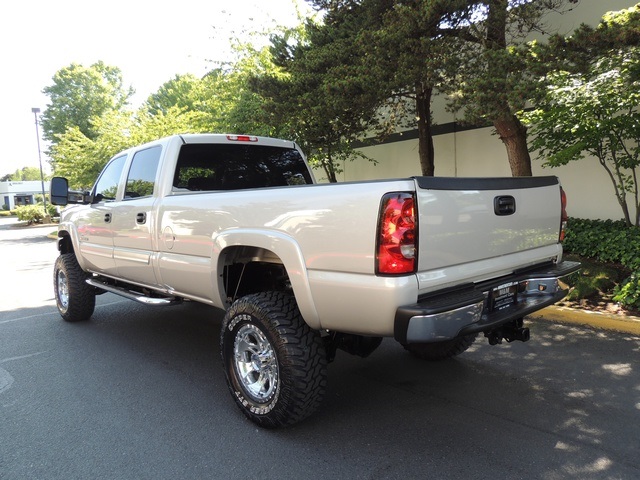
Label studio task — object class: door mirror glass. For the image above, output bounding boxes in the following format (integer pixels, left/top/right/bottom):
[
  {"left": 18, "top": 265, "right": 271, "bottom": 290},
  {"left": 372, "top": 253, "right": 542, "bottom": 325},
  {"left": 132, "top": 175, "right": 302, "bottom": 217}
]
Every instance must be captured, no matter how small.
[{"left": 50, "top": 177, "right": 69, "bottom": 206}]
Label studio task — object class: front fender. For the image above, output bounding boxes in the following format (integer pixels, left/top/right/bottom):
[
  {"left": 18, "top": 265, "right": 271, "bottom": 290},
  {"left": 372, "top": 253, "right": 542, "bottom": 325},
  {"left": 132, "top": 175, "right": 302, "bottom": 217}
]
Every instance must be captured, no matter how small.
[
  {"left": 57, "top": 221, "right": 88, "bottom": 271},
  {"left": 212, "top": 228, "right": 321, "bottom": 330}
]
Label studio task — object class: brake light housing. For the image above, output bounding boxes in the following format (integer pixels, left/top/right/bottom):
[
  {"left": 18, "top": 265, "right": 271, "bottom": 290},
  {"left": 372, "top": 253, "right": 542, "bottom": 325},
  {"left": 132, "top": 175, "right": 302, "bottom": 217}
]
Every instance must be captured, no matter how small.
[
  {"left": 560, "top": 187, "right": 568, "bottom": 242},
  {"left": 226, "top": 134, "right": 258, "bottom": 142},
  {"left": 376, "top": 192, "right": 417, "bottom": 275}
]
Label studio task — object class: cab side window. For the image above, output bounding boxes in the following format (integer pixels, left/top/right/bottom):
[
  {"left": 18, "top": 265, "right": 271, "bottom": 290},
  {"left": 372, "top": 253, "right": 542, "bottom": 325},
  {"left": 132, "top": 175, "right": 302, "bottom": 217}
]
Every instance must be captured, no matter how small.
[
  {"left": 93, "top": 155, "right": 127, "bottom": 202},
  {"left": 124, "top": 146, "right": 162, "bottom": 199}
]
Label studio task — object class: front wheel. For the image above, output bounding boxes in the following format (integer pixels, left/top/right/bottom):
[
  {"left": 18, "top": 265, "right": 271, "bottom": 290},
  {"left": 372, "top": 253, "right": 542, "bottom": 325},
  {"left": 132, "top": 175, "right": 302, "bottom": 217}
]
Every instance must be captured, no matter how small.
[
  {"left": 53, "top": 253, "right": 96, "bottom": 322},
  {"left": 220, "top": 291, "right": 327, "bottom": 428}
]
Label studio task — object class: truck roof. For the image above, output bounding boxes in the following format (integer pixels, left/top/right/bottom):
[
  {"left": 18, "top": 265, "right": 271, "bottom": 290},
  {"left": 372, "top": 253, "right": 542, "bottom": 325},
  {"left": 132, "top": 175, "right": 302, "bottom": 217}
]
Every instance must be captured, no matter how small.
[{"left": 179, "top": 133, "right": 297, "bottom": 149}]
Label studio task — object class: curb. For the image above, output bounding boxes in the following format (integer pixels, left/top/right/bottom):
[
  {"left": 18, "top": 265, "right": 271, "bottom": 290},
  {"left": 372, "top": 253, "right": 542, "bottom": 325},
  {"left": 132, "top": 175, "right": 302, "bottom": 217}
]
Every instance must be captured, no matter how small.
[{"left": 531, "top": 306, "right": 640, "bottom": 336}]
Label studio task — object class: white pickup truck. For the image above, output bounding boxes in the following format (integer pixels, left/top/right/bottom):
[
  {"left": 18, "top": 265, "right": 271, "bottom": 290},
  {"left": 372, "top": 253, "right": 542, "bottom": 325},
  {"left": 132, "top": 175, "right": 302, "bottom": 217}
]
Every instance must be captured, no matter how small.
[{"left": 51, "top": 133, "right": 579, "bottom": 428}]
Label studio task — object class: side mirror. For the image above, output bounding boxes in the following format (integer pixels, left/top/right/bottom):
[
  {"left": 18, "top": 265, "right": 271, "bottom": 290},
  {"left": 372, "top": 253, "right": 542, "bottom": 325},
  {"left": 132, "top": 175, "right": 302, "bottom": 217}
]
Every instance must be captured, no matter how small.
[
  {"left": 50, "top": 177, "right": 69, "bottom": 206},
  {"left": 50, "top": 176, "right": 91, "bottom": 205}
]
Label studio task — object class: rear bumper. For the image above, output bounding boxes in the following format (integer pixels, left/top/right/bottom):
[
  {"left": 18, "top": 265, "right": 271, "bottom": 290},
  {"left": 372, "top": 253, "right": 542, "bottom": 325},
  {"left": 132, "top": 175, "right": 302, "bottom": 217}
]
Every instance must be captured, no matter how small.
[{"left": 394, "top": 260, "right": 581, "bottom": 344}]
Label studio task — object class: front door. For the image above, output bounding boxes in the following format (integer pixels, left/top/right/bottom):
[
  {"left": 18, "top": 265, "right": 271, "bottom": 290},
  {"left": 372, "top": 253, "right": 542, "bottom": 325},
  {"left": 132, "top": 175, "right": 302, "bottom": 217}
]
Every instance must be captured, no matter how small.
[
  {"left": 111, "top": 145, "right": 162, "bottom": 286},
  {"left": 76, "top": 155, "right": 127, "bottom": 275}
]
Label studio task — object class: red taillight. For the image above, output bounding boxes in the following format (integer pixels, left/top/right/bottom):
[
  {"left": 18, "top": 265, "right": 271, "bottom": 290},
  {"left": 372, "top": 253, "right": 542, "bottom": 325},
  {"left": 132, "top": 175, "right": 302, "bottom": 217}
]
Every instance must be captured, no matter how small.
[
  {"left": 377, "top": 192, "right": 417, "bottom": 275},
  {"left": 559, "top": 187, "right": 568, "bottom": 242},
  {"left": 226, "top": 134, "right": 258, "bottom": 142}
]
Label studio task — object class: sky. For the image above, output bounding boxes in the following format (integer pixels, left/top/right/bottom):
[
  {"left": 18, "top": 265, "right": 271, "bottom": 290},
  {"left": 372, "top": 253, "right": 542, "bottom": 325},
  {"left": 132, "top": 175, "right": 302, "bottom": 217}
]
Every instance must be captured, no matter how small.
[{"left": 0, "top": 0, "right": 311, "bottom": 177}]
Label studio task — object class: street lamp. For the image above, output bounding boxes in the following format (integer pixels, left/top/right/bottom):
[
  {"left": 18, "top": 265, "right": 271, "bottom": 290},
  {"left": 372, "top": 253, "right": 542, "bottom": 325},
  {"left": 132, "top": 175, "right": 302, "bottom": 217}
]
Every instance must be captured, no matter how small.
[{"left": 31, "top": 107, "right": 49, "bottom": 222}]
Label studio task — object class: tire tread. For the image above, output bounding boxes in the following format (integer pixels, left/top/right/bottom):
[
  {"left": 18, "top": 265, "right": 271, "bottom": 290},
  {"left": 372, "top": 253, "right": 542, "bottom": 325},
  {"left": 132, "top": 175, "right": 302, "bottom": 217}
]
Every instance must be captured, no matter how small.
[
  {"left": 221, "top": 291, "right": 327, "bottom": 428},
  {"left": 54, "top": 253, "right": 96, "bottom": 322}
]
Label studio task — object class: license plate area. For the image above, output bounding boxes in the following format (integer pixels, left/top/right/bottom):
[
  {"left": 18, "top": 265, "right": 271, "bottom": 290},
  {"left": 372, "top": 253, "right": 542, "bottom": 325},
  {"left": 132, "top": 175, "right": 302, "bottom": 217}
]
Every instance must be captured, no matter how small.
[{"left": 489, "top": 282, "right": 518, "bottom": 311}]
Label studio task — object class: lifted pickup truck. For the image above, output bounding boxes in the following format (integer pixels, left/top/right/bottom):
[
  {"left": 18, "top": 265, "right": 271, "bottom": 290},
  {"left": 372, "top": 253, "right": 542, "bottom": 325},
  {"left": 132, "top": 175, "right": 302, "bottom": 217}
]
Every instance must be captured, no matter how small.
[{"left": 51, "top": 133, "right": 579, "bottom": 428}]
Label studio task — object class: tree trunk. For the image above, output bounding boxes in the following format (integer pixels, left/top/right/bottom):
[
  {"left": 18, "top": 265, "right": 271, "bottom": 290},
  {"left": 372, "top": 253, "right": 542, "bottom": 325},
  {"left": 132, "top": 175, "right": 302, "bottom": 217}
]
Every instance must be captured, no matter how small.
[
  {"left": 323, "top": 148, "right": 338, "bottom": 183},
  {"left": 485, "top": 0, "right": 532, "bottom": 177},
  {"left": 416, "top": 84, "right": 435, "bottom": 176},
  {"left": 493, "top": 115, "right": 532, "bottom": 177},
  {"left": 599, "top": 156, "right": 633, "bottom": 226}
]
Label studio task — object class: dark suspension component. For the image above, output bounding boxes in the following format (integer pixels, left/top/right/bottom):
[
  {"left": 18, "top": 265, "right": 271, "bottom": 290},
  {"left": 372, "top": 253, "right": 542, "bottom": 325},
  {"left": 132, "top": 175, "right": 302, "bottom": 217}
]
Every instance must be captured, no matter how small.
[
  {"left": 484, "top": 317, "right": 530, "bottom": 345},
  {"left": 324, "top": 333, "right": 383, "bottom": 362}
]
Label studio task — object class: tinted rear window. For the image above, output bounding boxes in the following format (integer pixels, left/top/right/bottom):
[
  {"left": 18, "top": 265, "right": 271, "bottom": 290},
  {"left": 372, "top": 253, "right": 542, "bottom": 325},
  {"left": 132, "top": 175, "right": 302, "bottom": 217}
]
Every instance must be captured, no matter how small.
[{"left": 173, "top": 143, "right": 312, "bottom": 191}]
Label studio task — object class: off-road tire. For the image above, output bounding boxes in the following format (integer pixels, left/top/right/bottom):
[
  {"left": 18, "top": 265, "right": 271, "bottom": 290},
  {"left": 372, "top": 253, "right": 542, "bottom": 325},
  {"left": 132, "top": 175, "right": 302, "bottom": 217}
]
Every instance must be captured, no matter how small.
[
  {"left": 53, "top": 253, "right": 96, "bottom": 322},
  {"left": 220, "top": 291, "right": 327, "bottom": 428},
  {"left": 403, "top": 333, "right": 478, "bottom": 361}
]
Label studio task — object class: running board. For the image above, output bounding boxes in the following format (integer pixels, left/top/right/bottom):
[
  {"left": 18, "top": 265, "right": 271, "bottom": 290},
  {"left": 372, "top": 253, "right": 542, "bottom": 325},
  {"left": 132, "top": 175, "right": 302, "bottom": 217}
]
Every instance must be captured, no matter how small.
[{"left": 86, "top": 278, "right": 181, "bottom": 306}]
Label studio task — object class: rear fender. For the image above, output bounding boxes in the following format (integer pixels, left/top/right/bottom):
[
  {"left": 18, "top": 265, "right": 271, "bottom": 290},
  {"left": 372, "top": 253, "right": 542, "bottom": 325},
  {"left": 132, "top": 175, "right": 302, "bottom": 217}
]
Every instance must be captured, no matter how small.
[{"left": 212, "top": 229, "right": 320, "bottom": 329}]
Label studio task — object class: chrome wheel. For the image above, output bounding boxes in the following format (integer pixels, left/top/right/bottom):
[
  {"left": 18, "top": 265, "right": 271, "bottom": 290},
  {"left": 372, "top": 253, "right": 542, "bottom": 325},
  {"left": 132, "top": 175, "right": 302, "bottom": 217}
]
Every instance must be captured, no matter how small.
[
  {"left": 233, "top": 323, "right": 279, "bottom": 403},
  {"left": 57, "top": 270, "right": 69, "bottom": 311},
  {"left": 221, "top": 292, "right": 327, "bottom": 428}
]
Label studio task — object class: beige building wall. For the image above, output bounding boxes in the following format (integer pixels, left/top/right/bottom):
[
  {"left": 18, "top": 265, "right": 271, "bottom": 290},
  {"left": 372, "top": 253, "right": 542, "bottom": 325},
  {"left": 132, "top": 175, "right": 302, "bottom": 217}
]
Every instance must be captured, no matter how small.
[
  {"left": 330, "top": 0, "right": 637, "bottom": 222},
  {"left": 341, "top": 128, "right": 622, "bottom": 221}
]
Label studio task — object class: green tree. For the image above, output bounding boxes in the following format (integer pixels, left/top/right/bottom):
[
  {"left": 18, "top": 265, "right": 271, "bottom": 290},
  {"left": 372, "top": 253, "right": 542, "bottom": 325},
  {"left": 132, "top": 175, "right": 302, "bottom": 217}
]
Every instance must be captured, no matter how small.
[
  {"left": 221, "top": 43, "right": 291, "bottom": 138},
  {"left": 525, "top": 4, "right": 640, "bottom": 226},
  {"left": 142, "top": 56, "right": 280, "bottom": 138},
  {"left": 144, "top": 74, "right": 204, "bottom": 117},
  {"left": 440, "top": 0, "right": 578, "bottom": 177},
  {"left": 1, "top": 166, "right": 47, "bottom": 181},
  {"left": 533, "top": 4, "right": 640, "bottom": 77},
  {"left": 251, "top": 14, "right": 381, "bottom": 181},
  {"left": 525, "top": 47, "right": 640, "bottom": 226},
  {"left": 260, "top": 0, "right": 574, "bottom": 178},
  {"left": 40, "top": 61, "right": 134, "bottom": 143},
  {"left": 50, "top": 106, "right": 205, "bottom": 189},
  {"left": 48, "top": 46, "right": 281, "bottom": 186}
]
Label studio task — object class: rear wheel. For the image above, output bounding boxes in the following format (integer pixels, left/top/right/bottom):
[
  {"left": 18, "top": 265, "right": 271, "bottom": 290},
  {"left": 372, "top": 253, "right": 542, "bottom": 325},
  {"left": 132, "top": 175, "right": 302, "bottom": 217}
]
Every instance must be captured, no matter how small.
[
  {"left": 53, "top": 253, "right": 95, "bottom": 322},
  {"left": 403, "top": 333, "right": 478, "bottom": 361},
  {"left": 220, "top": 291, "right": 327, "bottom": 428}
]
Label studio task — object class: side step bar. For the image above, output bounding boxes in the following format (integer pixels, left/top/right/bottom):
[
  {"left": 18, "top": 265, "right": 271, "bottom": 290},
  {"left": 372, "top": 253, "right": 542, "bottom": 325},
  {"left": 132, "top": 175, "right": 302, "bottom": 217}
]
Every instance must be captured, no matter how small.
[{"left": 86, "top": 278, "right": 182, "bottom": 306}]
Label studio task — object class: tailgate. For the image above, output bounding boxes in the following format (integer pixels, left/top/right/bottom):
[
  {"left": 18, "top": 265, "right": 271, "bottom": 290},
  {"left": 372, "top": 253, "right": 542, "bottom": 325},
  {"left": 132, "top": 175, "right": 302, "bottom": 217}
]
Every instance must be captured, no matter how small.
[{"left": 414, "top": 176, "right": 562, "bottom": 288}]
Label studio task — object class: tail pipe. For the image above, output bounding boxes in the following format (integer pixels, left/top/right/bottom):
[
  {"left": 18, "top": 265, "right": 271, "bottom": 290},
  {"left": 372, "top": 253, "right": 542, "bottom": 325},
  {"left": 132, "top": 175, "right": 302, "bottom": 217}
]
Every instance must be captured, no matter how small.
[{"left": 485, "top": 318, "right": 530, "bottom": 345}]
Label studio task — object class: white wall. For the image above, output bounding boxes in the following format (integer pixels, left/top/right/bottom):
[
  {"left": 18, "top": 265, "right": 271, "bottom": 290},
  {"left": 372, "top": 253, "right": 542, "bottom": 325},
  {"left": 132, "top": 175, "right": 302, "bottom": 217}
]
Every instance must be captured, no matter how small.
[{"left": 0, "top": 181, "right": 50, "bottom": 210}]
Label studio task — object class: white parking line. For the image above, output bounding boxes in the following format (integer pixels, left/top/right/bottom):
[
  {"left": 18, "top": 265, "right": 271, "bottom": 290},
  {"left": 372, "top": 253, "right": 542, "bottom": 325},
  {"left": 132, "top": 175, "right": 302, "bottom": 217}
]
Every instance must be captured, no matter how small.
[
  {"left": 0, "top": 299, "right": 129, "bottom": 325},
  {"left": 0, "top": 351, "right": 47, "bottom": 364}
]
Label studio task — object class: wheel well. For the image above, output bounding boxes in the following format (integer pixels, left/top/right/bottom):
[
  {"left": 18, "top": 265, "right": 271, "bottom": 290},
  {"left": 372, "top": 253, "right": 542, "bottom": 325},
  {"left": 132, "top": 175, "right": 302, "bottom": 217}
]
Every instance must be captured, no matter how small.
[
  {"left": 220, "top": 246, "right": 291, "bottom": 303},
  {"left": 57, "top": 231, "right": 74, "bottom": 254}
]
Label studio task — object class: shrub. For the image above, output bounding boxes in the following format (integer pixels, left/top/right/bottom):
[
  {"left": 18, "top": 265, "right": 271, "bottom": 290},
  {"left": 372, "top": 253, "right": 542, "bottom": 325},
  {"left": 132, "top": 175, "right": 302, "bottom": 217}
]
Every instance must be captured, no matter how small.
[
  {"left": 564, "top": 218, "right": 640, "bottom": 308},
  {"left": 563, "top": 256, "right": 627, "bottom": 301},
  {"left": 14, "top": 205, "right": 45, "bottom": 225},
  {"left": 563, "top": 218, "right": 640, "bottom": 270},
  {"left": 45, "top": 202, "right": 58, "bottom": 218},
  {"left": 613, "top": 273, "right": 640, "bottom": 309}
]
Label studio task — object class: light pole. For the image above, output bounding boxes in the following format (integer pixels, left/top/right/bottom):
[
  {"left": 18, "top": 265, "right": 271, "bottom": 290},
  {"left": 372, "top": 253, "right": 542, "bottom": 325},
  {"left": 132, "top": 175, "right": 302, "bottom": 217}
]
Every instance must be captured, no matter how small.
[{"left": 31, "top": 107, "right": 49, "bottom": 222}]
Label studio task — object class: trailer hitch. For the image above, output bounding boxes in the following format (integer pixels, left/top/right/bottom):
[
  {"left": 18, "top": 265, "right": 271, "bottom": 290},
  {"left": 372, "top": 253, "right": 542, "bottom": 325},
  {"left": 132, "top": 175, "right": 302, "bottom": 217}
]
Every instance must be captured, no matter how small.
[{"left": 485, "top": 317, "right": 530, "bottom": 345}]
